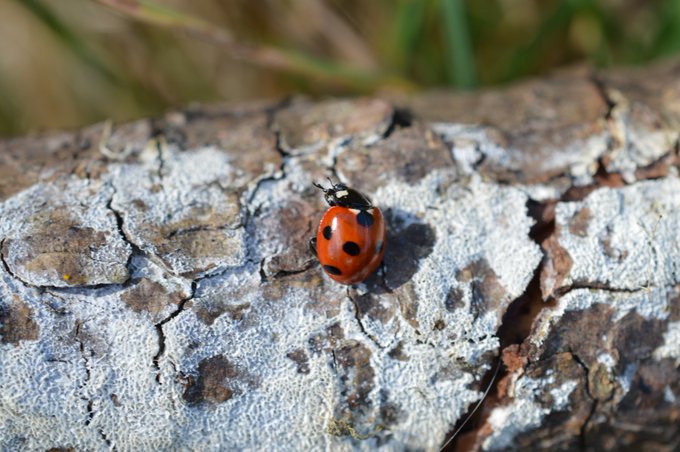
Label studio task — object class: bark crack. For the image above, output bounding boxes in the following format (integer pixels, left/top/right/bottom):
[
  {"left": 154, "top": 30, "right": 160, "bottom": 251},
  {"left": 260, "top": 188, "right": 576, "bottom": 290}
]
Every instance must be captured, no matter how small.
[
  {"left": 382, "top": 107, "right": 413, "bottom": 139},
  {"left": 164, "top": 223, "right": 242, "bottom": 239},
  {"left": 1, "top": 238, "right": 132, "bottom": 291},
  {"left": 105, "top": 186, "right": 175, "bottom": 279},
  {"left": 346, "top": 287, "right": 385, "bottom": 350},
  {"left": 569, "top": 350, "right": 598, "bottom": 450},
  {"left": 72, "top": 318, "right": 115, "bottom": 448},
  {"left": 155, "top": 138, "right": 167, "bottom": 188},
  {"left": 0, "top": 238, "right": 26, "bottom": 287},
  {"left": 267, "top": 262, "right": 317, "bottom": 281},
  {"left": 589, "top": 73, "right": 617, "bottom": 121},
  {"left": 553, "top": 281, "right": 650, "bottom": 299},
  {"left": 443, "top": 197, "right": 554, "bottom": 449},
  {"left": 152, "top": 279, "right": 197, "bottom": 384},
  {"left": 106, "top": 188, "right": 141, "bottom": 283}
]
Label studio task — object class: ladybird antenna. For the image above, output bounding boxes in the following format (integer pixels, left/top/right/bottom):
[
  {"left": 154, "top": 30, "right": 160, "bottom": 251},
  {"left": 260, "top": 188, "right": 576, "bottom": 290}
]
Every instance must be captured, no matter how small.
[
  {"left": 326, "top": 176, "right": 335, "bottom": 187},
  {"left": 313, "top": 181, "right": 327, "bottom": 192},
  {"left": 438, "top": 358, "right": 503, "bottom": 451}
]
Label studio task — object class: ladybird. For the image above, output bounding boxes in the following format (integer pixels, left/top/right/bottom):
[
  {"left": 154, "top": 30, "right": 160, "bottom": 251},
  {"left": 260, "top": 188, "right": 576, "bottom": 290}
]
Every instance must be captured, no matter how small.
[{"left": 309, "top": 180, "right": 386, "bottom": 284}]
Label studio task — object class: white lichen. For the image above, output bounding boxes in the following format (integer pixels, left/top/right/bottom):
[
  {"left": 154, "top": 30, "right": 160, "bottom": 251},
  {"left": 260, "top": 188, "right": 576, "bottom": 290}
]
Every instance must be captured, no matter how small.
[
  {"left": 653, "top": 321, "right": 680, "bottom": 366},
  {"left": 483, "top": 377, "right": 578, "bottom": 451}
]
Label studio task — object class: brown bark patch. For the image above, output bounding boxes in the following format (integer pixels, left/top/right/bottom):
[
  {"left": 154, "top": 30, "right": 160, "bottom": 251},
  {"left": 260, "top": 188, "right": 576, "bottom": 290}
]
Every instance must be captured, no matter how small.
[
  {"left": 257, "top": 199, "right": 316, "bottom": 278},
  {"left": 5, "top": 208, "right": 128, "bottom": 286},
  {"left": 0, "top": 296, "right": 39, "bottom": 345},
  {"left": 194, "top": 301, "right": 251, "bottom": 326},
  {"left": 0, "top": 131, "right": 98, "bottom": 201},
  {"left": 20, "top": 222, "right": 108, "bottom": 282},
  {"left": 397, "top": 285, "right": 420, "bottom": 330},
  {"left": 669, "top": 287, "right": 680, "bottom": 322},
  {"left": 308, "top": 322, "right": 345, "bottom": 355},
  {"left": 404, "top": 71, "right": 610, "bottom": 185},
  {"left": 335, "top": 340, "right": 375, "bottom": 415},
  {"left": 353, "top": 292, "right": 397, "bottom": 325},
  {"left": 387, "top": 341, "right": 409, "bottom": 361},
  {"left": 496, "top": 345, "right": 526, "bottom": 399},
  {"left": 456, "top": 258, "right": 509, "bottom": 318},
  {"left": 122, "top": 279, "right": 184, "bottom": 321},
  {"left": 183, "top": 355, "right": 257, "bottom": 406},
  {"left": 444, "top": 287, "right": 464, "bottom": 312},
  {"left": 274, "top": 98, "right": 393, "bottom": 153},
  {"left": 286, "top": 348, "right": 311, "bottom": 375},
  {"left": 336, "top": 125, "right": 454, "bottom": 194},
  {"left": 568, "top": 207, "right": 591, "bottom": 237},
  {"left": 540, "top": 228, "right": 574, "bottom": 299}
]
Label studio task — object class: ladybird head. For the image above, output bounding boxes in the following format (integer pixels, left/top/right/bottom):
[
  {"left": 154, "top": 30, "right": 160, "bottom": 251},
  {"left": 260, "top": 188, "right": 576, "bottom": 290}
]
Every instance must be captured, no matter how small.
[{"left": 313, "top": 179, "right": 372, "bottom": 209}]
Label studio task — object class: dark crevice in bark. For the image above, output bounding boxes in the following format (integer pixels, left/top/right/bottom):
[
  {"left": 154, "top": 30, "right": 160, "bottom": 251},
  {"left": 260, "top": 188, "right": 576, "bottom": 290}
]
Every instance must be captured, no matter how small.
[
  {"left": 495, "top": 198, "right": 557, "bottom": 346},
  {"left": 582, "top": 148, "right": 680, "bottom": 197},
  {"left": 264, "top": 96, "right": 293, "bottom": 131},
  {"left": 589, "top": 73, "right": 617, "bottom": 120},
  {"left": 444, "top": 198, "right": 556, "bottom": 450},
  {"left": 268, "top": 262, "right": 316, "bottom": 281},
  {"left": 263, "top": 220, "right": 316, "bottom": 281},
  {"left": 40, "top": 287, "right": 67, "bottom": 314},
  {"left": 258, "top": 258, "right": 267, "bottom": 283},
  {"left": 86, "top": 400, "right": 94, "bottom": 426},
  {"left": 441, "top": 359, "right": 504, "bottom": 452},
  {"left": 98, "top": 428, "right": 113, "bottom": 449},
  {"left": 243, "top": 111, "right": 292, "bottom": 283},
  {"left": 0, "top": 238, "right": 22, "bottom": 286},
  {"left": 273, "top": 130, "right": 290, "bottom": 157},
  {"left": 164, "top": 223, "right": 242, "bottom": 239},
  {"left": 106, "top": 189, "right": 143, "bottom": 284},
  {"left": 75, "top": 321, "right": 91, "bottom": 392},
  {"left": 105, "top": 188, "right": 178, "bottom": 283},
  {"left": 470, "top": 142, "right": 487, "bottom": 173},
  {"left": 570, "top": 350, "right": 598, "bottom": 450},
  {"left": 346, "top": 287, "right": 385, "bottom": 350},
  {"left": 382, "top": 107, "right": 413, "bottom": 139},
  {"left": 152, "top": 280, "right": 197, "bottom": 384},
  {"left": 74, "top": 318, "right": 100, "bottom": 440},
  {"left": 155, "top": 138, "right": 167, "bottom": 188},
  {"left": 329, "top": 145, "right": 342, "bottom": 185},
  {"left": 245, "top": 158, "right": 287, "bottom": 211},
  {"left": 553, "top": 282, "right": 648, "bottom": 299},
  {"left": 561, "top": 158, "right": 625, "bottom": 202}
]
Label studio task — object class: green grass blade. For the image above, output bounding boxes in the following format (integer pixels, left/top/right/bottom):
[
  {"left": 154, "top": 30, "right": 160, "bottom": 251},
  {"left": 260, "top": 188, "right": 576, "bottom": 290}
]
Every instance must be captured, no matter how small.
[
  {"left": 440, "top": 0, "right": 477, "bottom": 89},
  {"left": 93, "top": 0, "right": 414, "bottom": 92},
  {"left": 503, "top": 0, "right": 575, "bottom": 81},
  {"left": 392, "top": 0, "right": 428, "bottom": 72},
  {"left": 18, "top": 0, "right": 120, "bottom": 84},
  {"left": 652, "top": 0, "right": 680, "bottom": 58}
]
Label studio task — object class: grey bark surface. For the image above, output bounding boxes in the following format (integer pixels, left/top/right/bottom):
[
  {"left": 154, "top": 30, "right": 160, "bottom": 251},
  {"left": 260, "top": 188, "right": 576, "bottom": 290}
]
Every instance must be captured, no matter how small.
[{"left": 0, "top": 59, "right": 679, "bottom": 451}]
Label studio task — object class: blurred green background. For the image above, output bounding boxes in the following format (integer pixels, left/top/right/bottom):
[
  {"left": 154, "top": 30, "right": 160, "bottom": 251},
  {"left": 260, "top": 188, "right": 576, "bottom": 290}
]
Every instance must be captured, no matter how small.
[{"left": 1, "top": 0, "right": 679, "bottom": 136}]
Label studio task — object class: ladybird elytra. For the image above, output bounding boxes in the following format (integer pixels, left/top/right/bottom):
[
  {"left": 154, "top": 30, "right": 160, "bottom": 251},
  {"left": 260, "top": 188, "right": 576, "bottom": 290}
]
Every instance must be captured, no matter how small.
[{"left": 310, "top": 181, "right": 385, "bottom": 284}]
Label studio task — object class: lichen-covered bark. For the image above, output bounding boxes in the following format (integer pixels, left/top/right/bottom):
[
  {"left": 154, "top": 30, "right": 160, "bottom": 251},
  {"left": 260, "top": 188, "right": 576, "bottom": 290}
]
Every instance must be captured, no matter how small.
[
  {"left": 1, "top": 58, "right": 679, "bottom": 451},
  {"left": 460, "top": 60, "right": 680, "bottom": 451}
]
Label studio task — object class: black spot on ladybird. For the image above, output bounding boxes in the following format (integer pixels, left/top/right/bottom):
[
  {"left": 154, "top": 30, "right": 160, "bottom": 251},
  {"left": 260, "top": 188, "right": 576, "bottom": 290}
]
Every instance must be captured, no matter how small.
[
  {"left": 322, "top": 225, "right": 332, "bottom": 240},
  {"left": 323, "top": 265, "right": 342, "bottom": 276},
  {"left": 342, "top": 241, "right": 361, "bottom": 256},
  {"left": 356, "top": 210, "right": 374, "bottom": 228}
]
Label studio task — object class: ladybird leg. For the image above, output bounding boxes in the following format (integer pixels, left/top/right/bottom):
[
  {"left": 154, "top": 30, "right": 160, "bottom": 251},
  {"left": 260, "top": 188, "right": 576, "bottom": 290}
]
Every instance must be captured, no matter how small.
[{"left": 309, "top": 237, "right": 318, "bottom": 258}]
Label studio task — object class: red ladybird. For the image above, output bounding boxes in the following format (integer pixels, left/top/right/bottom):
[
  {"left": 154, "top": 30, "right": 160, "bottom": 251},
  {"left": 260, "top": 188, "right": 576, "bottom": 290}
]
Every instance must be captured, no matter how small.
[{"left": 310, "top": 180, "right": 386, "bottom": 284}]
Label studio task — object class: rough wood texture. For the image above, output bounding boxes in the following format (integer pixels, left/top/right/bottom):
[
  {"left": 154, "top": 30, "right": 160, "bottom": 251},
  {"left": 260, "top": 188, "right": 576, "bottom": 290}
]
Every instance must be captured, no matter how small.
[{"left": 1, "top": 58, "right": 679, "bottom": 451}]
